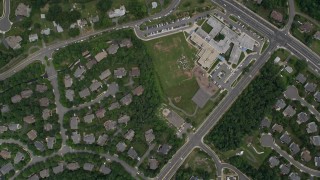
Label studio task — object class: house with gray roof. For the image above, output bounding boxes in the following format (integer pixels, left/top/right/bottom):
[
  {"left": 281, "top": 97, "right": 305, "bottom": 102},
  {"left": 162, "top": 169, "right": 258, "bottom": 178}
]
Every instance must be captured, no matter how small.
[
  {"left": 108, "top": 102, "right": 120, "bottom": 111},
  {"left": 44, "top": 123, "right": 53, "bottom": 131},
  {"left": 74, "top": 66, "right": 86, "bottom": 78},
  {"left": 283, "top": 105, "right": 296, "bottom": 117},
  {"left": 315, "top": 157, "right": 320, "bottom": 167},
  {"left": 289, "top": 142, "right": 300, "bottom": 155},
  {"left": 83, "top": 114, "right": 95, "bottom": 123},
  {"left": 24, "top": 115, "right": 35, "bottom": 124},
  {"left": 64, "top": 75, "right": 73, "bottom": 88},
  {"left": 307, "top": 122, "right": 318, "bottom": 134},
  {"left": 305, "top": 83, "right": 317, "bottom": 93},
  {"left": 132, "top": 85, "right": 144, "bottom": 96},
  {"left": 67, "top": 162, "right": 80, "bottom": 171},
  {"left": 71, "top": 132, "right": 81, "bottom": 144},
  {"left": 83, "top": 163, "right": 94, "bottom": 171},
  {"left": 280, "top": 131, "right": 292, "bottom": 144},
  {"left": 11, "top": 94, "right": 22, "bottom": 103},
  {"left": 42, "top": 109, "right": 52, "bottom": 120},
  {"left": 21, "top": 89, "right": 33, "bottom": 98},
  {"left": 128, "top": 147, "right": 138, "bottom": 159},
  {"left": 118, "top": 115, "right": 130, "bottom": 124},
  {"left": 314, "top": 91, "right": 320, "bottom": 103},
  {"left": 280, "top": 164, "right": 291, "bottom": 175},
  {"left": 296, "top": 73, "right": 306, "bottom": 84},
  {"left": 1, "top": 105, "right": 10, "bottom": 113},
  {"left": 275, "top": 99, "right": 286, "bottom": 111},
  {"left": 8, "top": 123, "right": 21, "bottom": 131},
  {"left": 314, "top": 31, "right": 320, "bottom": 40},
  {"left": 149, "top": 158, "right": 159, "bottom": 170},
  {"left": 52, "top": 163, "right": 64, "bottom": 174},
  {"left": 145, "top": 129, "right": 155, "bottom": 144},
  {"left": 0, "top": 163, "right": 14, "bottom": 175},
  {"left": 116, "top": 142, "right": 127, "bottom": 152},
  {"left": 94, "top": 51, "right": 108, "bottom": 62},
  {"left": 28, "top": 174, "right": 39, "bottom": 180},
  {"left": 106, "top": 82, "right": 119, "bottom": 97},
  {"left": 14, "top": 152, "right": 25, "bottom": 164},
  {"left": 99, "top": 69, "right": 111, "bottom": 80},
  {"left": 99, "top": 164, "right": 111, "bottom": 175},
  {"left": 97, "top": 134, "right": 108, "bottom": 146},
  {"left": 5, "top": 36, "right": 22, "bottom": 50},
  {"left": 95, "top": 108, "right": 106, "bottom": 118},
  {"left": 85, "top": 59, "right": 97, "bottom": 70},
  {"left": 0, "top": 126, "right": 8, "bottom": 134},
  {"left": 107, "top": 44, "right": 119, "bottom": 54},
  {"left": 15, "top": 3, "right": 31, "bottom": 17},
  {"left": 104, "top": 120, "right": 117, "bottom": 131},
  {"left": 311, "top": 135, "right": 320, "bottom": 146},
  {"left": 34, "top": 141, "right": 45, "bottom": 152},
  {"left": 39, "top": 169, "right": 49, "bottom": 178},
  {"left": 158, "top": 144, "right": 172, "bottom": 155},
  {"left": 269, "top": 156, "right": 280, "bottom": 168},
  {"left": 27, "top": 129, "right": 37, "bottom": 140},
  {"left": 289, "top": 172, "right": 301, "bottom": 180},
  {"left": 46, "top": 137, "right": 56, "bottom": 149},
  {"left": 36, "top": 84, "right": 48, "bottom": 93},
  {"left": 39, "top": 97, "right": 49, "bottom": 107},
  {"left": 70, "top": 116, "right": 80, "bottom": 130},
  {"left": 120, "top": 94, "right": 132, "bottom": 106},
  {"left": 114, "top": 68, "right": 127, "bottom": 78},
  {"left": 79, "top": 88, "right": 90, "bottom": 98},
  {"left": 260, "top": 118, "right": 271, "bottom": 128},
  {"left": 124, "top": 129, "right": 135, "bottom": 141},
  {"left": 297, "top": 112, "right": 309, "bottom": 124},
  {"left": 66, "top": 89, "right": 75, "bottom": 102},
  {"left": 83, "top": 133, "right": 95, "bottom": 144},
  {"left": 89, "top": 80, "right": 102, "bottom": 92}
]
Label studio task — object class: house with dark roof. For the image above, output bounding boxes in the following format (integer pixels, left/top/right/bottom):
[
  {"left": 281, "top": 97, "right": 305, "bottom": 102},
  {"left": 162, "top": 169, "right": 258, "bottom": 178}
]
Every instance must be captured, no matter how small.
[
  {"left": 279, "top": 164, "right": 291, "bottom": 175},
  {"left": 104, "top": 120, "right": 117, "bottom": 131},
  {"left": 116, "top": 142, "right": 127, "bottom": 152},
  {"left": 145, "top": 129, "right": 155, "bottom": 144},
  {"left": 269, "top": 156, "right": 280, "bottom": 168},
  {"left": 83, "top": 163, "right": 94, "bottom": 171},
  {"left": 275, "top": 99, "right": 286, "bottom": 111},
  {"left": 307, "top": 122, "right": 318, "bottom": 134},
  {"left": 52, "top": 163, "right": 64, "bottom": 174},
  {"left": 5, "top": 36, "right": 22, "bottom": 50},
  {"left": 1, "top": 105, "right": 10, "bottom": 113},
  {"left": 149, "top": 158, "right": 159, "bottom": 170},
  {"left": 83, "top": 133, "right": 95, "bottom": 144},
  {"left": 83, "top": 114, "right": 95, "bottom": 123},
  {"left": 120, "top": 94, "right": 132, "bottom": 106},
  {"left": 297, "top": 112, "right": 309, "bottom": 124},
  {"left": 34, "top": 141, "right": 45, "bottom": 152},
  {"left": 301, "top": 150, "right": 312, "bottom": 162},
  {"left": 97, "top": 134, "right": 108, "bottom": 146},
  {"left": 99, "top": 164, "right": 111, "bottom": 175},
  {"left": 71, "top": 132, "right": 81, "bottom": 144},
  {"left": 70, "top": 116, "right": 80, "bottom": 130},
  {"left": 289, "top": 172, "right": 301, "bottom": 180},
  {"left": 158, "top": 144, "right": 172, "bottom": 155},
  {"left": 280, "top": 131, "right": 292, "bottom": 144},
  {"left": 283, "top": 105, "right": 296, "bottom": 117},
  {"left": 305, "top": 83, "right": 317, "bottom": 93},
  {"left": 260, "top": 118, "right": 271, "bottom": 128},
  {"left": 295, "top": 73, "right": 306, "bottom": 84},
  {"left": 0, "top": 163, "right": 14, "bottom": 175},
  {"left": 28, "top": 174, "right": 39, "bottom": 180},
  {"left": 310, "top": 135, "right": 320, "bottom": 146},
  {"left": 127, "top": 147, "right": 138, "bottom": 159},
  {"left": 314, "top": 91, "right": 320, "bottom": 103},
  {"left": 46, "top": 137, "right": 56, "bottom": 149},
  {"left": 14, "top": 152, "right": 25, "bottom": 164},
  {"left": 289, "top": 142, "right": 300, "bottom": 155},
  {"left": 315, "top": 157, "right": 320, "bottom": 167}
]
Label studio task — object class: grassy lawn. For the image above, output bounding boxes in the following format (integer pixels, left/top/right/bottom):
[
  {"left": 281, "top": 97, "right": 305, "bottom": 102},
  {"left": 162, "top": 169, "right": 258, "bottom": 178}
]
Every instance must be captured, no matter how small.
[
  {"left": 174, "top": 0, "right": 214, "bottom": 16},
  {"left": 174, "top": 148, "right": 216, "bottom": 179},
  {"left": 201, "top": 21, "right": 213, "bottom": 33},
  {"left": 144, "top": 33, "right": 199, "bottom": 114},
  {"left": 274, "top": 48, "right": 290, "bottom": 61}
]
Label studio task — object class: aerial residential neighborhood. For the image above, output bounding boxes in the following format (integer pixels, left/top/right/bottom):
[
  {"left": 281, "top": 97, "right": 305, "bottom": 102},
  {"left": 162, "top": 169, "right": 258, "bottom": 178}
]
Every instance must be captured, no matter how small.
[{"left": 0, "top": 0, "right": 320, "bottom": 179}]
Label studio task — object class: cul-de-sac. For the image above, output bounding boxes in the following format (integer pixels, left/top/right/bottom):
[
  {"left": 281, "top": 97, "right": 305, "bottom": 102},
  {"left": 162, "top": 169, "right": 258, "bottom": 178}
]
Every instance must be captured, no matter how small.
[{"left": 0, "top": 0, "right": 320, "bottom": 179}]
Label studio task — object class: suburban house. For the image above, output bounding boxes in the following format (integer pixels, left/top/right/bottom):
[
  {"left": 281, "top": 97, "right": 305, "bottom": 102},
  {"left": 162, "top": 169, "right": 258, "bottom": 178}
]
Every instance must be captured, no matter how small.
[
  {"left": 39, "top": 97, "right": 50, "bottom": 107},
  {"left": 299, "top": 22, "right": 313, "bottom": 33},
  {"left": 52, "top": 163, "right": 64, "bottom": 174},
  {"left": 114, "top": 68, "right": 127, "bottom": 78},
  {"left": 29, "top": 34, "right": 38, "bottom": 42},
  {"left": 83, "top": 114, "right": 95, "bottom": 123},
  {"left": 260, "top": 118, "right": 271, "bottom": 129},
  {"left": 21, "top": 89, "right": 33, "bottom": 98},
  {"left": 70, "top": 116, "right": 80, "bottom": 130},
  {"left": 297, "top": 112, "right": 309, "bottom": 124},
  {"left": 95, "top": 51, "right": 108, "bottom": 62},
  {"left": 270, "top": 10, "right": 283, "bottom": 22},
  {"left": 27, "top": 130, "right": 37, "bottom": 141},
  {"left": 314, "top": 91, "right": 320, "bottom": 102},
  {"left": 66, "top": 162, "right": 80, "bottom": 171},
  {"left": 120, "top": 94, "right": 132, "bottom": 106},
  {"left": 279, "top": 164, "right": 291, "bottom": 175},
  {"left": 116, "top": 142, "right": 127, "bottom": 152},
  {"left": 108, "top": 5, "right": 126, "bottom": 18},
  {"left": 95, "top": 108, "right": 106, "bottom": 118},
  {"left": 301, "top": 150, "right": 312, "bottom": 162},
  {"left": 275, "top": 99, "right": 286, "bottom": 111},
  {"left": 295, "top": 73, "right": 307, "bottom": 84},
  {"left": 307, "top": 122, "right": 318, "bottom": 134},
  {"left": 46, "top": 137, "right": 56, "bottom": 149},
  {"left": 107, "top": 44, "right": 119, "bottom": 55},
  {"left": 158, "top": 144, "right": 172, "bottom": 155},
  {"left": 289, "top": 173, "right": 300, "bottom": 180},
  {"left": 310, "top": 136, "right": 320, "bottom": 146},
  {"left": 99, "top": 69, "right": 111, "bottom": 80},
  {"left": 15, "top": 3, "right": 31, "bottom": 17},
  {"left": 36, "top": 84, "right": 48, "bottom": 93},
  {"left": 118, "top": 115, "right": 130, "bottom": 124},
  {"left": 269, "top": 156, "right": 280, "bottom": 168},
  {"left": 97, "top": 134, "right": 108, "bottom": 146},
  {"left": 99, "top": 165, "right": 111, "bottom": 175},
  {"left": 5, "top": 36, "right": 22, "bottom": 50},
  {"left": 315, "top": 157, "right": 320, "bottom": 167},
  {"left": 127, "top": 147, "right": 138, "bottom": 160},
  {"left": 132, "top": 85, "right": 144, "bottom": 96},
  {"left": 34, "top": 141, "right": 45, "bottom": 152},
  {"left": 39, "top": 169, "right": 49, "bottom": 178},
  {"left": 145, "top": 129, "right": 155, "bottom": 144},
  {"left": 23, "top": 115, "right": 35, "bottom": 124},
  {"left": 66, "top": 89, "right": 75, "bottom": 102},
  {"left": 44, "top": 123, "right": 53, "bottom": 131},
  {"left": 124, "top": 129, "right": 135, "bottom": 141},
  {"left": 83, "top": 163, "right": 94, "bottom": 172},
  {"left": 305, "top": 82, "right": 317, "bottom": 93},
  {"left": 79, "top": 88, "right": 90, "bottom": 98},
  {"left": 272, "top": 124, "right": 283, "bottom": 133},
  {"left": 104, "top": 120, "right": 117, "bottom": 131},
  {"left": 11, "top": 94, "right": 22, "bottom": 103},
  {"left": 108, "top": 102, "right": 120, "bottom": 111},
  {"left": 119, "top": 39, "right": 133, "bottom": 48},
  {"left": 71, "top": 132, "right": 81, "bottom": 144},
  {"left": 89, "top": 80, "right": 102, "bottom": 92},
  {"left": 289, "top": 142, "right": 300, "bottom": 155},
  {"left": 280, "top": 131, "right": 292, "bottom": 144},
  {"left": 130, "top": 67, "right": 140, "bottom": 77},
  {"left": 149, "top": 158, "right": 159, "bottom": 170},
  {"left": 74, "top": 66, "right": 86, "bottom": 78},
  {"left": 283, "top": 105, "right": 296, "bottom": 117},
  {"left": 314, "top": 31, "right": 320, "bottom": 40},
  {"left": 64, "top": 75, "right": 73, "bottom": 88},
  {"left": 83, "top": 133, "right": 95, "bottom": 144},
  {"left": 14, "top": 152, "right": 25, "bottom": 164}
]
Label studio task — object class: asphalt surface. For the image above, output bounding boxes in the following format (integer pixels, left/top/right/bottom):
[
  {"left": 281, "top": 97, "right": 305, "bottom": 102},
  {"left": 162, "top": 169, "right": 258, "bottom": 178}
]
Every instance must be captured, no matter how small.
[{"left": 0, "top": 0, "right": 11, "bottom": 33}]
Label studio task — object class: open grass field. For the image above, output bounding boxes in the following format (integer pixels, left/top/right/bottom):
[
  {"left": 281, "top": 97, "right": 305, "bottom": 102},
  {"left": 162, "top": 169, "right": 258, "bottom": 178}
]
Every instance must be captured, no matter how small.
[
  {"left": 144, "top": 33, "right": 199, "bottom": 114},
  {"left": 174, "top": 0, "right": 214, "bottom": 15},
  {"left": 175, "top": 148, "right": 216, "bottom": 179}
]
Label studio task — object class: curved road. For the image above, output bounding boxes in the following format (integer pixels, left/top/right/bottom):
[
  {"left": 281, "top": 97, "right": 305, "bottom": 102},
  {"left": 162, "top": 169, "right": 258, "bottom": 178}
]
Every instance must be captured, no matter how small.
[{"left": 0, "top": 0, "right": 11, "bottom": 33}]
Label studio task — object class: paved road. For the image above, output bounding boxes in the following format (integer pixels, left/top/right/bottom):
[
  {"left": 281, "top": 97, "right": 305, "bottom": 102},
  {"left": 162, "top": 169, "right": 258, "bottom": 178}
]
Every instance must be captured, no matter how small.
[
  {"left": 0, "top": 0, "right": 11, "bottom": 33},
  {"left": 284, "top": 0, "right": 296, "bottom": 33},
  {"left": 0, "top": 0, "right": 181, "bottom": 80},
  {"left": 216, "top": 0, "right": 320, "bottom": 73},
  {"left": 261, "top": 134, "right": 320, "bottom": 176}
]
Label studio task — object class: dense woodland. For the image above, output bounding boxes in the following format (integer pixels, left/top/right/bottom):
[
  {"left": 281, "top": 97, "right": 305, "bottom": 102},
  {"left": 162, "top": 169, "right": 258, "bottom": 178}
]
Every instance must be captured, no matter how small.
[
  {"left": 297, "top": 0, "right": 320, "bottom": 21},
  {"left": 205, "top": 60, "right": 286, "bottom": 151}
]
